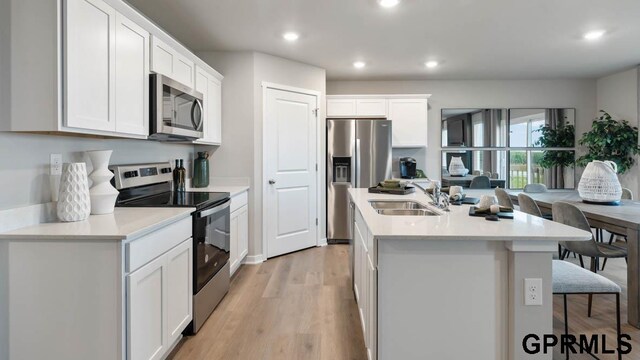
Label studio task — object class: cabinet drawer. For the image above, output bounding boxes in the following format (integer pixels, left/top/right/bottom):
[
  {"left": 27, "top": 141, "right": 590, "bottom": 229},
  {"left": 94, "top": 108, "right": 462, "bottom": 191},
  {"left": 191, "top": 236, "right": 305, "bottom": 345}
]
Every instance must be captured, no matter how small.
[
  {"left": 230, "top": 191, "right": 248, "bottom": 213},
  {"left": 126, "top": 217, "right": 192, "bottom": 273}
]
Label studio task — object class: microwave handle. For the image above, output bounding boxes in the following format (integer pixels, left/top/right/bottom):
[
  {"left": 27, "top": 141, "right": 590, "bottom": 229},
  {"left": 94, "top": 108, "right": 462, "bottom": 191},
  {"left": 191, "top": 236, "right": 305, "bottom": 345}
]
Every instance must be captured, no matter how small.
[{"left": 191, "top": 99, "right": 204, "bottom": 131}]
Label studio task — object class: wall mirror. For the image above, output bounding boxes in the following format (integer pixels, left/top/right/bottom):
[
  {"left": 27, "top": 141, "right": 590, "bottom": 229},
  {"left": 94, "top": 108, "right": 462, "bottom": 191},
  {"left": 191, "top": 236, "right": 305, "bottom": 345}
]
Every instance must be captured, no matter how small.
[
  {"left": 508, "top": 108, "right": 575, "bottom": 148},
  {"left": 441, "top": 150, "right": 575, "bottom": 189},
  {"left": 441, "top": 109, "right": 508, "bottom": 147}
]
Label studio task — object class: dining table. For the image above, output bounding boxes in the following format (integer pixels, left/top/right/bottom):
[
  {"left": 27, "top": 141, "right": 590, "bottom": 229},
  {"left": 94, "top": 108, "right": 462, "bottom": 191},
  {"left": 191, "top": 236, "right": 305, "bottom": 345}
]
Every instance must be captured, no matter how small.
[
  {"left": 441, "top": 175, "right": 506, "bottom": 188},
  {"left": 508, "top": 189, "right": 640, "bottom": 328}
]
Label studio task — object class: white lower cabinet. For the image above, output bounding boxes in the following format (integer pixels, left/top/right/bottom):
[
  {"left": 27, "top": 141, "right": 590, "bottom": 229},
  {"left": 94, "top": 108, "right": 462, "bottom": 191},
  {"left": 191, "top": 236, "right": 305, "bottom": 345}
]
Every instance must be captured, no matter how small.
[
  {"left": 229, "top": 191, "right": 249, "bottom": 275},
  {"left": 353, "top": 208, "right": 377, "bottom": 360},
  {"left": 128, "top": 238, "right": 192, "bottom": 360},
  {"left": 128, "top": 254, "right": 167, "bottom": 360}
]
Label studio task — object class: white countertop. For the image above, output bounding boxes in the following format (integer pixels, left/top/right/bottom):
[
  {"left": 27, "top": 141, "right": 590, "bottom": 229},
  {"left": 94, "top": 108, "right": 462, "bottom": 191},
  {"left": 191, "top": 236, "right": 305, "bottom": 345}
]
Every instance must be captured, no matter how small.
[
  {"left": 0, "top": 207, "right": 194, "bottom": 241},
  {"left": 348, "top": 188, "right": 592, "bottom": 242},
  {"left": 186, "top": 185, "right": 249, "bottom": 197}
]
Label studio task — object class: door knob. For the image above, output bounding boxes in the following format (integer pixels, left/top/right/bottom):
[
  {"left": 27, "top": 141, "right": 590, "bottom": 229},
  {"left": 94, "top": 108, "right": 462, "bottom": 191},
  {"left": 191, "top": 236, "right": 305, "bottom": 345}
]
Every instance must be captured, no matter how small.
[{"left": 269, "top": 179, "right": 276, "bottom": 185}]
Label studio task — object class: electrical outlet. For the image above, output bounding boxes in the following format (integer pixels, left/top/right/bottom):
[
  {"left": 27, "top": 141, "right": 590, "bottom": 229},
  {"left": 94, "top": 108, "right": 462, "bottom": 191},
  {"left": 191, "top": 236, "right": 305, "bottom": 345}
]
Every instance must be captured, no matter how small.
[
  {"left": 524, "top": 278, "right": 543, "bottom": 306},
  {"left": 50, "top": 154, "right": 62, "bottom": 175}
]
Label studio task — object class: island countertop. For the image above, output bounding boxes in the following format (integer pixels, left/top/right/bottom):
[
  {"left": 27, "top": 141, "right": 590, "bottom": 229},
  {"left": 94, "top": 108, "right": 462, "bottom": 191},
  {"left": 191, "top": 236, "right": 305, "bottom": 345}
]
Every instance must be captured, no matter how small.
[
  {"left": 0, "top": 207, "right": 194, "bottom": 241},
  {"left": 348, "top": 188, "right": 592, "bottom": 242}
]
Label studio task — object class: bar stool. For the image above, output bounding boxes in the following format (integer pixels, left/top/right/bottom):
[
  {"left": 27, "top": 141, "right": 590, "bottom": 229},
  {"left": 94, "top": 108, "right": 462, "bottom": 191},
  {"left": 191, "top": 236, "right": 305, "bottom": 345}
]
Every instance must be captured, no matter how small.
[{"left": 553, "top": 260, "right": 622, "bottom": 359}]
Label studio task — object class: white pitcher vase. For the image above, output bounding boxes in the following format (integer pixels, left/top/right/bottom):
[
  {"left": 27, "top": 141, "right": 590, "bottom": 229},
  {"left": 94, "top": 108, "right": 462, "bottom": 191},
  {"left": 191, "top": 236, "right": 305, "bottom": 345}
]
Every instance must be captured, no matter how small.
[
  {"left": 86, "top": 150, "right": 119, "bottom": 214},
  {"left": 57, "top": 163, "right": 91, "bottom": 222},
  {"left": 448, "top": 156, "right": 468, "bottom": 176},
  {"left": 578, "top": 160, "right": 622, "bottom": 202}
]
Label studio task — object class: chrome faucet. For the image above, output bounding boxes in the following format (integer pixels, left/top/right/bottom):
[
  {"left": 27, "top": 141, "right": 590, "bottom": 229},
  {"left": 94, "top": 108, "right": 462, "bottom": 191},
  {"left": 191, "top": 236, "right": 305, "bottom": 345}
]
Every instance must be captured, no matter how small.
[
  {"left": 428, "top": 183, "right": 450, "bottom": 211},
  {"left": 414, "top": 181, "right": 450, "bottom": 211}
]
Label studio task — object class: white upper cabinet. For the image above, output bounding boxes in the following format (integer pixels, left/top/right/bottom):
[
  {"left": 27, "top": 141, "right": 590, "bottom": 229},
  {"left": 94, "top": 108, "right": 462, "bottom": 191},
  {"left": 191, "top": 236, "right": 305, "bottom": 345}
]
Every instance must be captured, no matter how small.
[
  {"left": 327, "top": 99, "right": 357, "bottom": 117},
  {"left": 114, "top": 13, "right": 149, "bottom": 136},
  {"left": 151, "top": 36, "right": 195, "bottom": 88},
  {"left": 388, "top": 98, "right": 428, "bottom": 147},
  {"left": 65, "top": 0, "right": 150, "bottom": 137},
  {"left": 327, "top": 95, "right": 430, "bottom": 147},
  {"left": 65, "top": 0, "right": 117, "bottom": 132},
  {"left": 7, "top": 0, "right": 223, "bottom": 140},
  {"left": 194, "top": 65, "right": 222, "bottom": 145},
  {"left": 356, "top": 98, "right": 386, "bottom": 116}
]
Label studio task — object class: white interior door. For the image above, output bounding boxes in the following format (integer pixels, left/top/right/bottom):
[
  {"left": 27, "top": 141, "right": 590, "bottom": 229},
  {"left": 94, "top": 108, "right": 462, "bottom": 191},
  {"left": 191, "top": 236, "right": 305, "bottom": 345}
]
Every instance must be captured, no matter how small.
[{"left": 265, "top": 87, "right": 318, "bottom": 258}]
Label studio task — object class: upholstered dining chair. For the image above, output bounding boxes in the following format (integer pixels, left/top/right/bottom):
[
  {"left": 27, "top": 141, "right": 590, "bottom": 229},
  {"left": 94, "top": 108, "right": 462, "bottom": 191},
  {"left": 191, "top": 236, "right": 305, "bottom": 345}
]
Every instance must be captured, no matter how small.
[
  {"left": 494, "top": 188, "right": 514, "bottom": 208},
  {"left": 523, "top": 183, "right": 548, "bottom": 193},
  {"left": 472, "top": 170, "right": 481, "bottom": 175},
  {"left": 469, "top": 175, "right": 491, "bottom": 189},
  {"left": 490, "top": 173, "right": 499, "bottom": 179},
  {"left": 552, "top": 201, "right": 627, "bottom": 316}
]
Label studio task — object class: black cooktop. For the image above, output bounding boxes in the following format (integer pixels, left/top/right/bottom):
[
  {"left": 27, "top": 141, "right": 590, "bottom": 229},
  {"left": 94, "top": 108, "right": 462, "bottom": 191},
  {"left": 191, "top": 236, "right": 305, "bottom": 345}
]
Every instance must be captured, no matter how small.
[{"left": 118, "top": 191, "right": 230, "bottom": 211}]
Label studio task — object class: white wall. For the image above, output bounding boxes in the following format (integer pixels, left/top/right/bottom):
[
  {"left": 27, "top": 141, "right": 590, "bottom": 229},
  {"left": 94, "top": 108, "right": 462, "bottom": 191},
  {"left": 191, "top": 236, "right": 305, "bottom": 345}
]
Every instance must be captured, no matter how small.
[
  {"left": 197, "top": 51, "right": 326, "bottom": 260},
  {"left": 327, "top": 80, "right": 597, "bottom": 184},
  {"left": 596, "top": 66, "right": 640, "bottom": 195},
  {"left": 0, "top": 132, "right": 195, "bottom": 210}
]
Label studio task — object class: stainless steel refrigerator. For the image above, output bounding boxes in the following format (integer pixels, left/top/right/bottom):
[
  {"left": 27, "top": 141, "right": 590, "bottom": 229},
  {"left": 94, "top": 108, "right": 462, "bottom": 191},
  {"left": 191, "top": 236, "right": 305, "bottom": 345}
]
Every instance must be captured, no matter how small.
[{"left": 327, "top": 118, "right": 392, "bottom": 241}]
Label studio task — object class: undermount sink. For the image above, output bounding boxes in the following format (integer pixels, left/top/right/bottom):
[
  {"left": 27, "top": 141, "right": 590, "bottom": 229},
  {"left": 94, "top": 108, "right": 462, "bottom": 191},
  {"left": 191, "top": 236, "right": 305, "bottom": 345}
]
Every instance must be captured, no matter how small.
[
  {"left": 369, "top": 200, "right": 428, "bottom": 210},
  {"left": 376, "top": 209, "right": 440, "bottom": 216},
  {"left": 369, "top": 200, "right": 440, "bottom": 216}
]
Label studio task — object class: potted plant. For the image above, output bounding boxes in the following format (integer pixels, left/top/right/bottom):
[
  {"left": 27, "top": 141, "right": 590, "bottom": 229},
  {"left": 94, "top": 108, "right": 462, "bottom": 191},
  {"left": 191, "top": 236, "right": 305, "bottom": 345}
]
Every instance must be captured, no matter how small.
[
  {"left": 534, "top": 121, "right": 576, "bottom": 169},
  {"left": 533, "top": 121, "right": 575, "bottom": 188},
  {"left": 576, "top": 111, "right": 640, "bottom": 174}
]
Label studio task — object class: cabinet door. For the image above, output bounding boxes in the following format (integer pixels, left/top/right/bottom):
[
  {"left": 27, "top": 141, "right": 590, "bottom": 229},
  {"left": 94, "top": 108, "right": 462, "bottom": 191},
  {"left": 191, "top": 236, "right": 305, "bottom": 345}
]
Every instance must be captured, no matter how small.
[
  {"left": 237, "top": 205, "right": 249, "bottom": 261},
  {"left": 150, "top": 37, "right": 173, "bottom": 77},
  {"left": 353, "top": 220, "right": 362, "bottom": 303},
  {"left": 115, "top": 13, "right": 149, "bottom": 136},
  {"left": 127, "top": 255, "right": 167, "bottom": 360},
  {"left": 166, "top": 239, "right": 193, "bottom": 345},
  {"left": 356, "top": 99, "right": 386, "bottom": 117},
  {"left": 387, "top": 98, "right": 428, "bottom": 147},
  {"left": 207, "top": 77, "right": 222, "bottom": 144},
  {"left": 173, "top": 52, "right": 195, "bottom": 88},
  {"left": 327, "top": 99, "right": 357, "bottom": 116},
  {"left": 65, "top": 0, "right": 116, "bottom": 132},
  {"left": 229, "top": 210, "right": 240, "bottom": 275},
  {"left": 368, "top": 255, "right": 377, "bottom": 360}
]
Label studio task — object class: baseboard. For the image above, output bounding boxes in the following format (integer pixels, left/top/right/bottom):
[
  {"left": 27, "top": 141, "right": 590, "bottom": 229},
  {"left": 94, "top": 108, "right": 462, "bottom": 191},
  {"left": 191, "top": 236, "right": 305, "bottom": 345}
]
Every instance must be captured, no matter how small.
[
  {"left": 243, "top": 254, "right": 265, "bottom": 264},
  {"left": 318, "top": 238, "right": 328, "bottom": 246}
]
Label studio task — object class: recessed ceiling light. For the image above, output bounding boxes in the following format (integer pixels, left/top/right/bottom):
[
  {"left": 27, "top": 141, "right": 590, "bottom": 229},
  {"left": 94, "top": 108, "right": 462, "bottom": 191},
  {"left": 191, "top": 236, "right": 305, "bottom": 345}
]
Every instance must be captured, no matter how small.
[
  {"left": 282, "top": 32, "right": 299, "bottom": 42},
  {"left": 353, "top": 61, "right": 366, "bottom": 69},
  {"left": 584, "top": 30, "right": 605, "bottom": 40},
  {"left": 425, "top": 61, "right": 439, "bottom": 68},
  {"left": 378, "top": 0, "right": 400, "bottom": 8}
]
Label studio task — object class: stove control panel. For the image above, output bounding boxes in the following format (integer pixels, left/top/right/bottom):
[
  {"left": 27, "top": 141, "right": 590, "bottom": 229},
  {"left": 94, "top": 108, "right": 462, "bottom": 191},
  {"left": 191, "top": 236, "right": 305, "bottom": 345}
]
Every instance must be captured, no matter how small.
[{"left": 109, "top": 162, "right": 173, "bottom": 190}]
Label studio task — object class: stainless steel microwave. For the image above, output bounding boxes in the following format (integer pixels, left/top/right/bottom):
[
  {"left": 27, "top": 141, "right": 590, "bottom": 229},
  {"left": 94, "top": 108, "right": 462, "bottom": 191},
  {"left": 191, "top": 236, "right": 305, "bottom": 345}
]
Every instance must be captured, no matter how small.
[{"left": 150, "top": 74, "right": 204, "bottom": 141}]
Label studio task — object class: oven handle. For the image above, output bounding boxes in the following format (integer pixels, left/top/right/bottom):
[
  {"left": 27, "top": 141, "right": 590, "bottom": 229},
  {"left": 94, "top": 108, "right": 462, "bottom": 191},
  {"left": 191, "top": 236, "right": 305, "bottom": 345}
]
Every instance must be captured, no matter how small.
[{"left": 197, "top": 200, "right": 231, "bottom": 218}]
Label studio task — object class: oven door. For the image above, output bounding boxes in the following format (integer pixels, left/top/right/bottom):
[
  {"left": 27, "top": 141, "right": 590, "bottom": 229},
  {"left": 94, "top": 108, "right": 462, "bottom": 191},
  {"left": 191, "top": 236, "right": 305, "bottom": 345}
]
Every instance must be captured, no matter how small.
[
  {"left": 193, "top": 199, "right": 230, "bottom": 293},
  {"left": 150, "top": 74, "right": 204, "bottom": 140}
]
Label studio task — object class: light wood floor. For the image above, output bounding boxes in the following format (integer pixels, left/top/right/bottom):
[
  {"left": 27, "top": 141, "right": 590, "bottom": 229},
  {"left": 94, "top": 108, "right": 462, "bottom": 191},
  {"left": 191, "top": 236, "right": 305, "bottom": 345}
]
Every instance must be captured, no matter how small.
[
  {"left": 170, "top": 245, "right": 640, "bottom": 360},
  {"left": 170, "top": 245, "right": 367, "bottom": 360}
]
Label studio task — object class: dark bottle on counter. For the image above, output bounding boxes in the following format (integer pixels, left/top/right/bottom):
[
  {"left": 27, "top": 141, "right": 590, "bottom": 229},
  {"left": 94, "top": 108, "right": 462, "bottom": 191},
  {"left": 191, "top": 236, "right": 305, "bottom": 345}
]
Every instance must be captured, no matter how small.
[
  {"left": 173, "top": 159, "right": 186, "bottom": 192},
  {"left": 178, "top": 159, "right": 186, "bottom": 191}
]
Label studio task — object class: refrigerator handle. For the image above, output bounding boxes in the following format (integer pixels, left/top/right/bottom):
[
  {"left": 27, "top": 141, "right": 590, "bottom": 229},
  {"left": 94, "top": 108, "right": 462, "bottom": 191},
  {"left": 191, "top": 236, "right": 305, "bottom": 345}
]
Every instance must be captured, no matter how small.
[{"left": 355, "top": 138, "right": 360, "bottom": 188}]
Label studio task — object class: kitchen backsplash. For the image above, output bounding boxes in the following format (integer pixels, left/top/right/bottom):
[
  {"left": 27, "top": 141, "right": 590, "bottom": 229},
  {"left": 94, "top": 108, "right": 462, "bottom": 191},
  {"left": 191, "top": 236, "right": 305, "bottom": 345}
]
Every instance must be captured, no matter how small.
[{"left": 0, "top": 132, "right": 198, "bottom": 210}]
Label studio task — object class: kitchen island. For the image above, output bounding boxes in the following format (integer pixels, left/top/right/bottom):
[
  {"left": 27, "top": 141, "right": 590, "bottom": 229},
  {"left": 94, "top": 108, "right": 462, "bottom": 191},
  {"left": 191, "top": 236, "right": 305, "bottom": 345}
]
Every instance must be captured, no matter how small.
[{"left": 348, "top": 188, "right": 592, "bottom": 360}]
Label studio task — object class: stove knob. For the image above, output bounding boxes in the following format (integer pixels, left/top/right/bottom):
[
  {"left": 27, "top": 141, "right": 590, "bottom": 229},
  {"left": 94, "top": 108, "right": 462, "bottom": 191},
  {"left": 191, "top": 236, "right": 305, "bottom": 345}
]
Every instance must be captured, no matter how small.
[
  {"left": 161, "top": 167, "right": 171, "bottom": 174},
  {"left": 124, "top": 171, "right": 139, "bottom": 179}
]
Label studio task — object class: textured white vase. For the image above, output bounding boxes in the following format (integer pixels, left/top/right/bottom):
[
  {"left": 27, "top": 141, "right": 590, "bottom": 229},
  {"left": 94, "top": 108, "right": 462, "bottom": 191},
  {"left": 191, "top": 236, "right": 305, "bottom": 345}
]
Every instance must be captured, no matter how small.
[
  {"left": 86, "top": 150, "right": 119, "bottom": 214},
  {"left": 448, "top": 157, "right": 468, "bottom": 176},
  {"left": 57, "top": 163, "right": 91, "bottom": 222},
  {"left": 578, "top": 160, "right": 622, "bottom": 202}
]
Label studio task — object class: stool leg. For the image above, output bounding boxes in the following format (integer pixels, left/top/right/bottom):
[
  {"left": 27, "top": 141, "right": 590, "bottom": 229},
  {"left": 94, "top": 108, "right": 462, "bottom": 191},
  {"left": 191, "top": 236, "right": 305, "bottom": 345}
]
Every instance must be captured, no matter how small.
[
  {"left": 588, "top": 294, "right": 593, "bottom": 317},
  {"left": 579, "top": 255, "right": 584, "bottom": 268},
  {"left": 564, "top": 294, "right": 569, "bottom": 360},
  {"left": 602, "top": 257, "right": 608, "bottom": 271},
  {"left": 616, "top": 293, "right": 621, "bottom": 360}
]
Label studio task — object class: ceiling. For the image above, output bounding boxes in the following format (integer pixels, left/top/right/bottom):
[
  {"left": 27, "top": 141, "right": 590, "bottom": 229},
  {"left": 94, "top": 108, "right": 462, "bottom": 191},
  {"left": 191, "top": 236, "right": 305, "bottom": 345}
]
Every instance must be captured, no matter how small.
[{"left": 125, "top": 0, "right": 640, "bottom": 80}]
